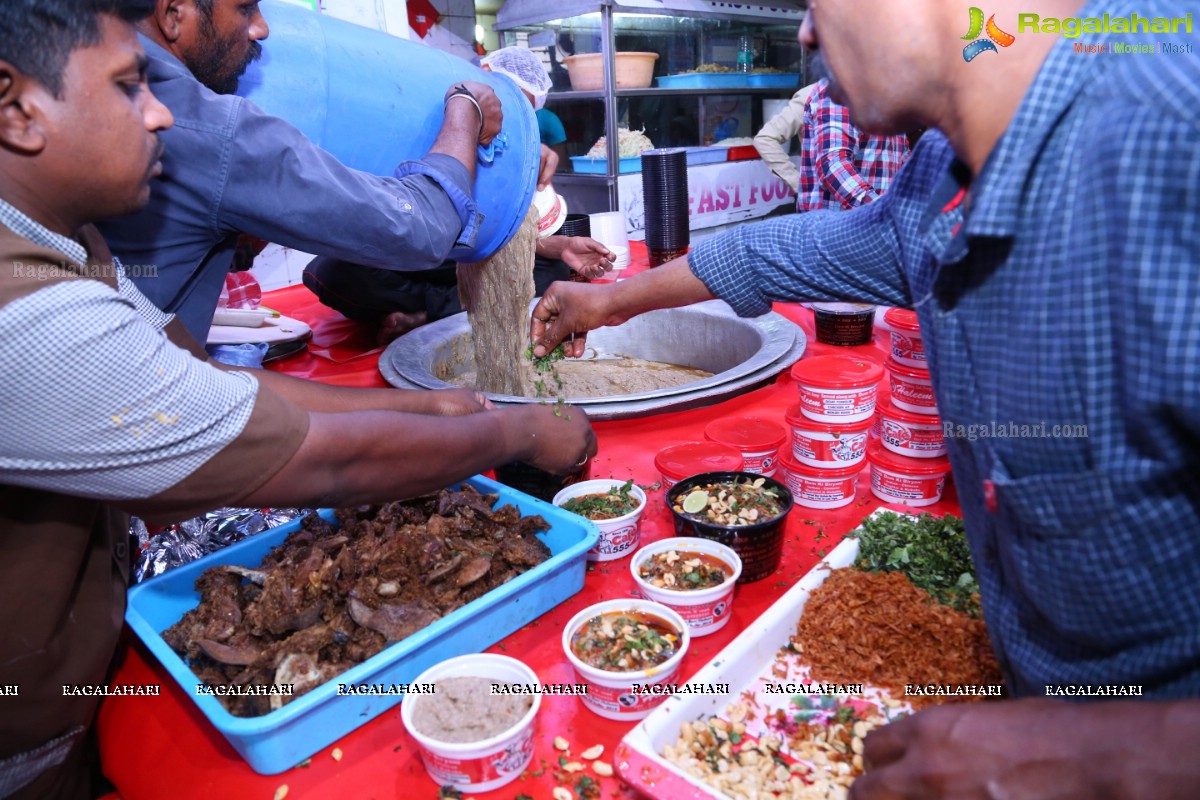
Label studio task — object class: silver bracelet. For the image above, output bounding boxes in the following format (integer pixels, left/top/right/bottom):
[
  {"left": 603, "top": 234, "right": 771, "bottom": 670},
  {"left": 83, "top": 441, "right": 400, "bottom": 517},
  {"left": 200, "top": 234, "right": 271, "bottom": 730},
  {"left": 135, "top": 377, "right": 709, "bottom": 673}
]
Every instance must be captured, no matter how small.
[{"left": 445, "top": 92, "right": 484, "bottom": 139}]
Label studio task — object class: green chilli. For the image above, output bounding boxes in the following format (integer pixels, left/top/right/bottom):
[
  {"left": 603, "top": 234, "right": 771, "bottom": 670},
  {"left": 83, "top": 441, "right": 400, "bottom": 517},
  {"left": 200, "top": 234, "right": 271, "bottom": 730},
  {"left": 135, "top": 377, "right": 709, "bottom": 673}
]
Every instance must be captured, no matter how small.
[{"left": 962, "top": 6, "right": 985, "bottom": 40}]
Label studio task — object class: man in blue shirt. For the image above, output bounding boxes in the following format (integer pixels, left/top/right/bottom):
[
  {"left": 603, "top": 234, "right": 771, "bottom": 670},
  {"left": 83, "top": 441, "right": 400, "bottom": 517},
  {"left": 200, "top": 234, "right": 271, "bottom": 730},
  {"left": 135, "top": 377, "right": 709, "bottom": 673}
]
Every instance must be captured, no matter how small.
[
  {"left": 531, "top": 0, "right": 1200, "bottom": 794},
  {"left": 98, "top": 0, "right": 504, "bottom": 340}
]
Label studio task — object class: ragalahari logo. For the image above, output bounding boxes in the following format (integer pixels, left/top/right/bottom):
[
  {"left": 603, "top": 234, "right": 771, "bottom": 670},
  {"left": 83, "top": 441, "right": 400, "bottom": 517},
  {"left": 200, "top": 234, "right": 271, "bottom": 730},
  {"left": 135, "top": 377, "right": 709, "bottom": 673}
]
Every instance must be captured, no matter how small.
[{"left": 962, "top": 8, "right": 1017, "bottom": 61}]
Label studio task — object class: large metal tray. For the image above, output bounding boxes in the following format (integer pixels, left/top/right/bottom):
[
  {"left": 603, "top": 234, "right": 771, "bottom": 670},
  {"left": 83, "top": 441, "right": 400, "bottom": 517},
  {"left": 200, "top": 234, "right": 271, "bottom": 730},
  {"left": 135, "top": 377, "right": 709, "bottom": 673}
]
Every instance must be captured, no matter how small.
[
  {"left": 125, "top": 475, "right": 599, "bottom": 775},
  {"left": 379, "top": 300, "right": 806, "bottom": 420}
]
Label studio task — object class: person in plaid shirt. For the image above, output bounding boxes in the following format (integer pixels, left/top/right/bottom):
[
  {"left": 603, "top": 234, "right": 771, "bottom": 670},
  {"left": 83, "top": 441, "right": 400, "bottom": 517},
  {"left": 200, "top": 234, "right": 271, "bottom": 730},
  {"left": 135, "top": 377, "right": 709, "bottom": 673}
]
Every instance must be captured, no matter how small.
[
  {"left": 796, "top": 78, "right": 909, "bottom": 212},
  {"left": 532, "top": 0, "right": 1200, "bottom": 794}
]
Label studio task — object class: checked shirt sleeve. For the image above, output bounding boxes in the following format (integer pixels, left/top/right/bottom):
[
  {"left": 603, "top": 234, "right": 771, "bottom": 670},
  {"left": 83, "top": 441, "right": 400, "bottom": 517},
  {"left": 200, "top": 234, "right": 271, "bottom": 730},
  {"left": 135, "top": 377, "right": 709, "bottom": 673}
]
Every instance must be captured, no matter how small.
[{"left": 812, "top": 93, "right": 879, "bottom": 209}]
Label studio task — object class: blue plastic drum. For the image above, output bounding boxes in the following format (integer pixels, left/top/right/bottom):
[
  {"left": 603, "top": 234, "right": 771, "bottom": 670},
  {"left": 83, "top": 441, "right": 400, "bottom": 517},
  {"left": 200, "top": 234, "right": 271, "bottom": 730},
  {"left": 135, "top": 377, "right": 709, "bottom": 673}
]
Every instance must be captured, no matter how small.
[{"left": 238, "top": 0, "right": 540, "bottom": 261}]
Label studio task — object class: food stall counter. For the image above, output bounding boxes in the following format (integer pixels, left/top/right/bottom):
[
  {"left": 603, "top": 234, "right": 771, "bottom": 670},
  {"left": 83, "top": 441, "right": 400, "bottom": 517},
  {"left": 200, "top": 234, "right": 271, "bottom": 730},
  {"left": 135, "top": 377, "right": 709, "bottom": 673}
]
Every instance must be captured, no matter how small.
[{"left": 97, "top": 243, "right": 961, "bottom": 800}]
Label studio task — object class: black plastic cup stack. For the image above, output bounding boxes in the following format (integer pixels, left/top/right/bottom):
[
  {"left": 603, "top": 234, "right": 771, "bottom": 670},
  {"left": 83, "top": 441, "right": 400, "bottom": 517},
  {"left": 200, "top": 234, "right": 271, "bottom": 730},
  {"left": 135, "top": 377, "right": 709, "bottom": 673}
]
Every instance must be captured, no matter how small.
[
  {"left": 641, "top": 148, "right": 690, "bottom": 267},
  {"left": 555, "top": 214, "right": 593, "bottom": 281},
  {"left": 557, "top": 214, "right": 592, "bottom": 238}
]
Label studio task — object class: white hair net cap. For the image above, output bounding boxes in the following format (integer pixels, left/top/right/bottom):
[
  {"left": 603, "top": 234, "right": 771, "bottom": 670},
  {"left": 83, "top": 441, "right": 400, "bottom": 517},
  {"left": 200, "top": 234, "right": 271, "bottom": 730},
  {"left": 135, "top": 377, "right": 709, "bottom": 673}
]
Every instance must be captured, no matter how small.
[{"left": 481, "top": 47, "right": 553, "bottom": 110}]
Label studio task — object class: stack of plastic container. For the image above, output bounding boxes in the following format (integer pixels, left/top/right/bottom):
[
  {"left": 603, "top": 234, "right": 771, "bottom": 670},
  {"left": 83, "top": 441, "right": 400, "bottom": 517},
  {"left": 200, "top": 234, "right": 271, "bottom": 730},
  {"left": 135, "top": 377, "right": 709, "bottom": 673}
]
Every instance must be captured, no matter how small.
[
  {"left": 868, "top": 309, "right": 952, "bottom": 506},
  {"left": 781, "top": 355, "right": 884, "bottom": 509}
]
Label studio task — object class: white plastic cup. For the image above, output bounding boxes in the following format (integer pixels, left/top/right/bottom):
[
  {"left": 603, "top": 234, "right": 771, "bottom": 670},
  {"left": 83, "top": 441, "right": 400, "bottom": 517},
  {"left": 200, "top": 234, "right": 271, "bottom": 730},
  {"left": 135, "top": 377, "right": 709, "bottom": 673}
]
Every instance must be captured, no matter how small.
[
  {"left": 784, "top": 403, "right": 871, "bottom": 468},
  {"left": 562, "top": 599, "right": 689, "bottom": 721},
  {"left": 553, "top": 479, "right": 647, "bottom": 562},
  {"left": 629, "top": 538, "right": 742, "bottom": 637},
  {"left": 588, "top": 210, "right": 631, "bottom": 253},
  {"left": 401, "top": 654, "right": 541, "bottom": 793}
]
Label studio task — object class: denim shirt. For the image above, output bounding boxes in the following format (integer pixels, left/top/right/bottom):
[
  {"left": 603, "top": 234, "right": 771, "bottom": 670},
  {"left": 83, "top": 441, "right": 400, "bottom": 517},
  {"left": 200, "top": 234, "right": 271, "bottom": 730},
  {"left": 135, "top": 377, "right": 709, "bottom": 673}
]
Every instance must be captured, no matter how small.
[
  {"left": 99, "top": 36, "right": 481, "bottom": 340},
  {"left": 690, "top": 0, "right": 1200, "bottom": 697}
]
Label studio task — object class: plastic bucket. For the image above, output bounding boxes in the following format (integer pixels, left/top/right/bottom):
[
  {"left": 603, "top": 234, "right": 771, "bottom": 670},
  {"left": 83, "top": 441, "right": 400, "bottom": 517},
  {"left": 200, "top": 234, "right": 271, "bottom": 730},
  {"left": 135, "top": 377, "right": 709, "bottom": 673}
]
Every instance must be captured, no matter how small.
[
  {"left": 812, "top": 302, "right": 875, "bottom": 346},
  {"left": 867, "top": 443, "right": 950, "bottom": 507},
  {"left": 562, "top": 599, "right": 689, "bottom": 721},
  {"left": 630, "top": 538, "right": 742, "bottom": 637},
  {"left": 401, "top": 654, "right": 540, "bottom": 793},
  {"left": 654, "top": 442, "right": 744, "bottom": 488},
  {"left": 790, "top": 356, "right": 884, "bottom": 423},
  {"left": 553, "top": 479, "right": 647, "bottom": 562},
  {"left": 783, "top": 403, "right": 871, "bottom": 468},
  {"left": 885, "top": 357, "right": 938, "bottom": 415},
  {"left": 878, "top": 398, "right": 946, "bottom": 458},
  {"left": 704, "top": 416, "right": 787, "bottom": 477},
  {"left": 778, "top": 451, "right": 862, "bottom": 510},
  {"left": 238, "top": 0, "right": 540, "bottom": 261},
  {"left": 883, "top": 308, "right": 926, "bottom": 368}
]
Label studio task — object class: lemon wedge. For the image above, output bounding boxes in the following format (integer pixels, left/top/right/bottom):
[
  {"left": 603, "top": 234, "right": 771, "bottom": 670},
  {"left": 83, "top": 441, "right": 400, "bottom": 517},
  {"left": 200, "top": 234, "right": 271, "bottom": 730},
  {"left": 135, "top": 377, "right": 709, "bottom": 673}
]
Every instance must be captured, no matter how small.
[{"left": 681, "top": 490, "right": 709, "bottom": 514}]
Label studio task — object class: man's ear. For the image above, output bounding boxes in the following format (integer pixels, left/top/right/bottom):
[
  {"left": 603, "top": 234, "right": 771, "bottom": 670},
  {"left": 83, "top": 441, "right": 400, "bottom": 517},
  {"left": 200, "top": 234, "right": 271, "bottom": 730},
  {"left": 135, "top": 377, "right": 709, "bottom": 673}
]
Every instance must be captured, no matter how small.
[
  {"left": 0, "top": 62, "right": 48, "bottom": 156},
  {"left": 155, "top": 0, "right": 195, "bottom": 44}
]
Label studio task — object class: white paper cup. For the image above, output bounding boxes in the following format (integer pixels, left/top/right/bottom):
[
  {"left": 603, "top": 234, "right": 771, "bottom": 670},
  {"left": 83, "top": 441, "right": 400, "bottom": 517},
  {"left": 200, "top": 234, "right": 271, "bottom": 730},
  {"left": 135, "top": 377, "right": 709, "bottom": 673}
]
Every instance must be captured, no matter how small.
[
  {"left": 562, "top": 599, "right": 689, "bottom": 721},
  {"left": 401, "top": 654, "right": 540, "bottom": 793},
  {"left": 553, "top": 479, "right": 647, "bottom": 562},
  {"left": 630, "top": 538, "right": 741, "bottom": 636}
]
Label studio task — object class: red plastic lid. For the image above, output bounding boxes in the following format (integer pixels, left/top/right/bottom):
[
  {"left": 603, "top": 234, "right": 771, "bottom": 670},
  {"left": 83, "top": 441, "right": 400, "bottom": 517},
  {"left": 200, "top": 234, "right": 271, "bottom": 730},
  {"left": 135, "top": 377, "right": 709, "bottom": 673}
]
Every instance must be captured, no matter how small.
[
  {"left": 779, "top": 450, "right": 864, "bottom": 479},
  {"left": 867, "top": 442, "right": 950, "bottom": 475},
  {"left": 883, "top": 308, "right": 921, "bottom": 332},
  {"left": 790, "top": 355, "right": 884, "bottom": 389},
  {"left": 655, "top": 441, "right": 744, "bottom": 480},
  {"left": 783, "top": 403, "right": 873, "bottom": 434},
  {"left": 885, "top": 356, "right": 932, "bottom": 381},
  {"left": 877, "top": 397, "right": 941, "bottom": 426},
  {"left": 704, "top": 416, "right": 787, "bottom": 451}
]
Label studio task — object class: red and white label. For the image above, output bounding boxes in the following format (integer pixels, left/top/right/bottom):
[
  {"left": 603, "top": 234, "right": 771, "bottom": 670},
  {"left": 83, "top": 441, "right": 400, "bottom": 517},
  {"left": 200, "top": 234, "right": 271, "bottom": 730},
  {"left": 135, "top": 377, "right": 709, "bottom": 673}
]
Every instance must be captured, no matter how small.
[
  {"left": 882, "top": 420, "right": 944, "bottom": 454},
  {"left": 791, "top": 430, "right": 868, "bottom": 465},
  {"left": 592, "top": 524, "right": 638, "bottom": 557},
  {"left": 784, "top": 473, "right": 857, "bottom": 504},
  {"left": 797, "top": 385, "right": 878, "bottom": 418},
  {"left": 583, "top": 680, "right": 671, "bottom": 717},
  {"left": 890, "top": 332, "right": 926, "bottom": 364},
  {"left": 871, "top": 468, "right": 946, "bottom": 503},
  {"left": 668, "top": 588, "right": 734, "bottom": 629},
  {"left": 739, "top": 448, "right": 779, "bottom": 476},
  {"left": 420, "top": 729, "right": 533, "bottom": 785},
  {"left": 889, "top": 376, "right": 936, "bottom": 409}
]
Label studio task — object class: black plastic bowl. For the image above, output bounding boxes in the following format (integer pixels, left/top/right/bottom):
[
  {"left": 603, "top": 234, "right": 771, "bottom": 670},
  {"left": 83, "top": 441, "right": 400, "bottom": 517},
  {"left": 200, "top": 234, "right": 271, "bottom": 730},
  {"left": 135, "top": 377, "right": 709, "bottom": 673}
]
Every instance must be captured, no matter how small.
[
  {"left": 666, "top": 471, "right": 794, "bottom": 583},
  {"left": 494, "top": 460, "right": 587, "bottom": 503}
]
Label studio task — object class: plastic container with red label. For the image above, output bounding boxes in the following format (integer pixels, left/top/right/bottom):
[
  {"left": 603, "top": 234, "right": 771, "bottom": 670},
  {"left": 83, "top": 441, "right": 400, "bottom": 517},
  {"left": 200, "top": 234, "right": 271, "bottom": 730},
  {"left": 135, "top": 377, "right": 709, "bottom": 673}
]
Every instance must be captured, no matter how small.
[
  {"left": 553, "top": 479, "right": 647, "bottom": 562},
  {"left": 883, "top": 308, "right": 926, "bottom": 368},
  {"left": 401, "top": 654, "right": 541, "bottom": 793},
  {"left": 562, "top": 599, "right": 689, "bottom": 721},
  {"left": 778, "top": 451, "right": 863, "bottom": 509},
  {"left": 878, "top": 399, "right": 946, "bottom": 458},
  {"left": 867, "top": 442, "right": 950, "bottom": 507},
  {"left": 704, "top": 416, "right": 787, "bottom": 477},
  {"left": 783, "top": 403, "right": 871, "bottom": 468},
  {"left": 630, "top": 538, "right": 742, "bottom": 637},
  {"left": 885, "top": 357, "right": 938, "bottom": 415},
  {"left": 790, "top": 355, "right": 885, "bottom": 423},
  {"left": 654, "top": 442, "right": 744, "bottom": 488}
]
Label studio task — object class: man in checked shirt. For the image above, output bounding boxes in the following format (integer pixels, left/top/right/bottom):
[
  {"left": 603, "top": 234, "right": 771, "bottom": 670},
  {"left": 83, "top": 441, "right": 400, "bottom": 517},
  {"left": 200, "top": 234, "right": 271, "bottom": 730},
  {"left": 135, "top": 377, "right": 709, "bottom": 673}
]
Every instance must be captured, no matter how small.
[
  {"left": 796, "top": 75, "right": 910, "bottom": 212},
  {"left": 532, "top": 0, "right": 1200, "bottom": 795}
]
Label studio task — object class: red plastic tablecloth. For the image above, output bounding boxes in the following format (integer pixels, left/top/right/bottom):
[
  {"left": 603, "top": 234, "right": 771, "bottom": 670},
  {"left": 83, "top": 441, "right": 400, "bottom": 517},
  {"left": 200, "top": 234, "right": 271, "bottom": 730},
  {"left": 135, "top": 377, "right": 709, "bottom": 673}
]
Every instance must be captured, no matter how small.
[{"left": 98, "top": 243, "right": 960, "bottom": 799}]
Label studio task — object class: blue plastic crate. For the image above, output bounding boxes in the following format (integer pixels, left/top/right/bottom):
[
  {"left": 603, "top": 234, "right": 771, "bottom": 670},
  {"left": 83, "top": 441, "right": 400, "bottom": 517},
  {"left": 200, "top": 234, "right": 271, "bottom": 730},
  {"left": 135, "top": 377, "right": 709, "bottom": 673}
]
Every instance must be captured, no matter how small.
[
  {"left": 125, "top": 475, "right": 599, "bottom": 774},
  {"left": 570, "top": 155, "right": 642, "bottom": 174}
]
